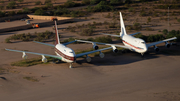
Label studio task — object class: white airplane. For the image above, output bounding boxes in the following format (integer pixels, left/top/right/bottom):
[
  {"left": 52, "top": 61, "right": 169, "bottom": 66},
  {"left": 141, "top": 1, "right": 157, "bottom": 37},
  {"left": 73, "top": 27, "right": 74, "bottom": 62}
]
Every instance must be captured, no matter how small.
[
  {"left": 76, "top": 12, "right": 177, "bottom": 56},
  {"left": 5, "top": 19, "right": 113, "bottom": 68}
]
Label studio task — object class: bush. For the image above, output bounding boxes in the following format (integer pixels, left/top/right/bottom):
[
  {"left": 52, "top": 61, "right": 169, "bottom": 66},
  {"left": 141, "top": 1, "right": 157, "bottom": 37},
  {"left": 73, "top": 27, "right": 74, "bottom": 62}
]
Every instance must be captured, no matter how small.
[
  {"left": 128, "top": 7, "right": 134, "bottom": 12},
  {"left": 147, "top": 34, "right": 165, "bottom": 42},
  {"left": 133, "top": 23, "right": 142, "bottom": 31},
  {"left": 82, "top": 0, "right": 90, "bottom": 5},
  {"left": 0, "top": 11, "right": 5, "bottom": 17},
  {"left": 7, "top": 11, "right": 16, "bottom": 16},
  {"left": 147, "top": 17, "right": 151, "bottom": 23},
  {"left": 35, "top": 1, "right": 42, "bottom": 5},
  {"left": 5, "top": 38, "right": 11, "bottom": 43},
  {"left": 64, "top": 0, "right": 81, "bottom": 8},
  {"left": 45, "top": 2, "right": 53, "bottom": 8},
  {"left": 84, "top": 36, "right": 112, "bottom": 43},
  {"left": 134, "top": 33, "right": 147, "bottom": 41},
  {"left": 44, "top": 0, "right": 51, "bottom": 4},
  {"left": 177, "top": 19, "right": 180, "bottom": 23},
  {"left": 0, "top": 0, "right": 4, "bottom": 3},
  {"left": 18, "top": 0, "right": 23, "bottom": 3},
  {"left": 110, "top": 0, "right": 122, "bottom": 5},
  {"left": 163, "top": 29, "right": 168, "bottom": 35},
  {"left": 140, "top": 11, "right": 147, "bottom": 16},
  {"left": 109, "top": 22, "right": 117, "bottom": 28},
  {"left": 6, "top": 1, "right": 16, "bottom": 9},
  {"left": 90, "top": 0, "right": 101, "bottom": 5},
  {"left": 34, "top": 9, "right": 46, "bottom": 15},
  {"left": 94, "top": 1, "right": 114, "bottom": 12},
  {"left": 0, "top": 6, "right": 4, "bottom": 10},
  {"left": 94, "top": 36, "right": 112, "bottom": 43},
  {"left": 23, "top": 8, "right": 30, "bottom": 14},
  {"left": 80, "top": 28, "right": 94, "bottom": 36},
  {"left": 6, "top": 31, "right": 54, "bottom": 42}
]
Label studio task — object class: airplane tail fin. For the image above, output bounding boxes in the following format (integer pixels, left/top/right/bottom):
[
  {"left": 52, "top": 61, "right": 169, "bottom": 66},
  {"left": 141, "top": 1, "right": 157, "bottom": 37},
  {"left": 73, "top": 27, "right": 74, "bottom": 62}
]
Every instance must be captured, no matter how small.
[
  {"left": 120, "top": 12, "right": 127, "bottom": 37},
  {"left": 54, "top": 19, "right": 60, "bottom": 45}
]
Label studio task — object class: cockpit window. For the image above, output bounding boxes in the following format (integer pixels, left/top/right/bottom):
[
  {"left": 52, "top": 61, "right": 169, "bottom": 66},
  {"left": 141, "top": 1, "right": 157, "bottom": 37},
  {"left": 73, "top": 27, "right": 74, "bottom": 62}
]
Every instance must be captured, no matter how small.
[{"left": 141, "top": 42, "right": 145, "bottom": 44}]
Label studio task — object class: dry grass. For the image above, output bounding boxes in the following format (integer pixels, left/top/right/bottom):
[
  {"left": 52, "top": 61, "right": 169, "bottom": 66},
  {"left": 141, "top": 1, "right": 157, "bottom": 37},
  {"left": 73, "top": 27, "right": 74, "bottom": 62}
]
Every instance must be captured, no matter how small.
[{"left": 23, "top": 76, "right": 39, "bottom": 82}]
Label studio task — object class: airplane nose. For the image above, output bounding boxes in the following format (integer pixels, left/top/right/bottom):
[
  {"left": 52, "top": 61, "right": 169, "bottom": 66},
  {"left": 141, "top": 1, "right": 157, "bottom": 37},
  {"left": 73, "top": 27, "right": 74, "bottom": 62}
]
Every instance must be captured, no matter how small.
[{"left": 144, "top": 46, "right": 148, "bottom": 52}]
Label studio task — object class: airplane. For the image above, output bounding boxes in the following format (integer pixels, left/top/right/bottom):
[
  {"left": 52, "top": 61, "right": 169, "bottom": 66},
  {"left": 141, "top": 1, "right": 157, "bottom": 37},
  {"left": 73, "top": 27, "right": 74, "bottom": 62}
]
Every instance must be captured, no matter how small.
[
  {"left": 5, "top": 19, "right": 113, "bottom": 68},
  {"left": 76, "top": 12, "right": 177, "bottom": 56}
]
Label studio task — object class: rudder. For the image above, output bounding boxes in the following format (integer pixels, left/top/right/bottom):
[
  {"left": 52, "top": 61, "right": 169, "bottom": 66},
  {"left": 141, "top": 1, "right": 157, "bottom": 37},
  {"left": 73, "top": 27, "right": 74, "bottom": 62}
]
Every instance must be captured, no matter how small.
[
  {"left": 54, "top": 19, "right": 60, "bottom": 45},
  {"left": 120, "top": 12, "right": 127, "bottom": 37}
]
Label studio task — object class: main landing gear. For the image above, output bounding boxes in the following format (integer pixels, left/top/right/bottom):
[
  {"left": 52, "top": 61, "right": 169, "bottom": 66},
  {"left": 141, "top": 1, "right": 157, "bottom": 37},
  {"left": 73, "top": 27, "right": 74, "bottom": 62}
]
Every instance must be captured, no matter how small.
[
  {"left": 141, "top": 53, "right": 145, "bottom": 58},
  {"left": 69, "top": 63, "right": 73, "bottom": 68}
]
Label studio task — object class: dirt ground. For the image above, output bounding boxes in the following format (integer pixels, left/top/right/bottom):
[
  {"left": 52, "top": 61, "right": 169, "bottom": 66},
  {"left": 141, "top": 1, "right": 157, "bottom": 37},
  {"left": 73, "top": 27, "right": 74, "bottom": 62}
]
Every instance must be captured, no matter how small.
[{"left": 1, "top": 1, "right": 180, "bottom": 101}]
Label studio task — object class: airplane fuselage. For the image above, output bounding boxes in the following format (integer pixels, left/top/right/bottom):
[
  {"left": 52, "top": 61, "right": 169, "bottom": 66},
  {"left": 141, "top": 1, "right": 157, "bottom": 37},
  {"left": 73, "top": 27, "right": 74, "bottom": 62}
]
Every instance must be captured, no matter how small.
[
  {"left": 122, "top": 35, "right": 147, "bottom": 54},
  {"left": 55, "top": 44, "right": 76, "bottom": 63}
]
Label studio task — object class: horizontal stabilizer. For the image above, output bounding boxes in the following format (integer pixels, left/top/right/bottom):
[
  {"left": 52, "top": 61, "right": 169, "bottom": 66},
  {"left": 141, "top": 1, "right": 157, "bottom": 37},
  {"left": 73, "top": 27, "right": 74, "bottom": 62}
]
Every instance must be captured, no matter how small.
[
  {"left": 63, "top": 40, "right": 77, "bottom": 46},
  {"left": 33, "top": 41, "right": 55, "bottom": 47},
  {"left": 99, "top": 33, "right": 120, "bottom": 37}
]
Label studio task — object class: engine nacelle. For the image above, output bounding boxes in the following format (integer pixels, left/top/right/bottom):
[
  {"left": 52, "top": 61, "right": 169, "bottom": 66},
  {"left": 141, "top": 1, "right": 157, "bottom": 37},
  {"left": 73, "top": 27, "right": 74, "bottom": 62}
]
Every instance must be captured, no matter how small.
[
  {"left": 22, "top": 52, "right": 28, "bottom": 59},
  {"left": 165, "top": 43, "right": 171, "bottom": 48},
  {"left": 154, "top": 47, "right": 159, "bottom": 52},
  {"left": 92, "top": 43, "right": 99, "bottom": 50},
  {"left": 99, "top": 52, "right": 105, "bottom": 58},
  {"left": 113, "top": 48, "right": 118, "bottom": 53},
  {"left": 112, "top": 45, "right": 118, "bottom": 53},
  {"left": 86, "top": 56, "right": 91, "bottom": 62},
  {"left": 42, "top": 55, "right": 47, "bottom": 63}
]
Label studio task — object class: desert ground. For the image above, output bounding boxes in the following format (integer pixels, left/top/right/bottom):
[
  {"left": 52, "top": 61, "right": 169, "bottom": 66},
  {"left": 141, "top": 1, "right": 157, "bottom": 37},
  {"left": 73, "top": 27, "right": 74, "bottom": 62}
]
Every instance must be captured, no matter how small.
[{"left": 1, "top": 1, "right": 180, "bottom": 101}]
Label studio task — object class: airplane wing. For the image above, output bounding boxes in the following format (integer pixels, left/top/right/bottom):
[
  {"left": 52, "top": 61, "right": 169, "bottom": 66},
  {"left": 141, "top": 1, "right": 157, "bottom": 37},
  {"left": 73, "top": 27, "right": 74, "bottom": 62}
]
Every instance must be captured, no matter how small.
[
  {"left": 76, "top": 40, "right": 132, "bottom": 49},
  {"left": 99, "top": 32, "right": 140, "bottom": 37},
  {"left": 76, "top": 47, "right": 112, "bottom": 58},
  {"left": 146, "top": 37, "right": 177, "bottom": 48},
  {"left": 5, "top": 49, "right": 62, "bottom": 60}
]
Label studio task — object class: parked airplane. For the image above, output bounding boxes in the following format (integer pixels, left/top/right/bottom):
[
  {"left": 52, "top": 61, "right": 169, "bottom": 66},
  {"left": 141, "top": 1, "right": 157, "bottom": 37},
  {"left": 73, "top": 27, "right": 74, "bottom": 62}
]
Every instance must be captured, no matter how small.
[
  {"left": 76, "top": 12, "right": 177, "bottom": 56},
  {"left": 5, "top": 19, "right": 113, "bottom": 68}
]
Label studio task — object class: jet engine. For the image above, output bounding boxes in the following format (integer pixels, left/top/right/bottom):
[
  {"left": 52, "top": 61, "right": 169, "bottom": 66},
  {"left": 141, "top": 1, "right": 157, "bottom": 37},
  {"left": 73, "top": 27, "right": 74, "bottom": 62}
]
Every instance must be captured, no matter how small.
[
  {"left": 42, "top": 55, "right": 47, "bottom": 63},
  {"left": 112, "top": 46, "right": 118, "bottom": 53},
  {"left": 154, "top": 47, "right": 159, "bottom": 52},
  {"left": 165, "top": 43, "right": 171, "bottom": 48},
  {"left": 86, "top": 56, "right": 91, "bottom": 62},
  {"left": 22, "top": 52, "right": 28, "bottom": 59},
  {"left": 99, "top": 52, "right": 105, "bottom": 58},
  {"left": 92, "top": 43, "right": 99, "bottom": 50}
]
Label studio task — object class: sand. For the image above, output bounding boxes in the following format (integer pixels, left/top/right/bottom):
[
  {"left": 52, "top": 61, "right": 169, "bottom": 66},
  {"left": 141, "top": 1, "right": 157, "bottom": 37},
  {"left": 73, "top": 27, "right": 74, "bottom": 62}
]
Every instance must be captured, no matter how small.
[{"left": 0, "top": 4, "right": 180, "bottom": 100}]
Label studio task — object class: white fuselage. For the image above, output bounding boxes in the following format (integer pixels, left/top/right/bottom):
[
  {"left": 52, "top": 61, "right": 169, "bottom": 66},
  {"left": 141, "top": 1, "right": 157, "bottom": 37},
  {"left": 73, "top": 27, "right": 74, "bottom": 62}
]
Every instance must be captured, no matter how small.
[
  {"left": 122, "top": 35, "right": 147, "bottom": 53},
  {"left": 55, "top": 44, "right": 76, "bottom": 63}
]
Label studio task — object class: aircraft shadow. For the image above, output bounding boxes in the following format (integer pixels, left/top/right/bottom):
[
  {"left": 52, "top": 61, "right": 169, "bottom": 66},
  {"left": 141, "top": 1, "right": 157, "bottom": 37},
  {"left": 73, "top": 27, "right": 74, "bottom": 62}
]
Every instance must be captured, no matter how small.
[
  {"left": 75, "top": 44, "right": 180, "bottom": 68},
  {"left": 75, "top": 52, "right": 158, "bottom": 67}
]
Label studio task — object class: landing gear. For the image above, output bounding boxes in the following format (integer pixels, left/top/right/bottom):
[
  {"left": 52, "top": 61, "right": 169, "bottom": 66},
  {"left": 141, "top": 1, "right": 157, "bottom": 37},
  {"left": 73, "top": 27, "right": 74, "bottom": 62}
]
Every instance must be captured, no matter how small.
[
  {"left": 69, "top": 63, "right": 73, "bottom": 68},
  {"left": 141, "top": 53, "right": 145, "bottom": 58}
]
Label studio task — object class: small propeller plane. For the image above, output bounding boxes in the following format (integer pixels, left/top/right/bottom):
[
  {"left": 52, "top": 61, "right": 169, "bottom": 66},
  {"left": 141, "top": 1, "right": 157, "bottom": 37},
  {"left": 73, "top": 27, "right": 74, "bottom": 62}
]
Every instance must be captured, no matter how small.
[
  {"left": 5, "top": 19, "right": 113, "bottom": 68},
  {"left": 76, "top": 12, "right": 177, "bottom": 56}
]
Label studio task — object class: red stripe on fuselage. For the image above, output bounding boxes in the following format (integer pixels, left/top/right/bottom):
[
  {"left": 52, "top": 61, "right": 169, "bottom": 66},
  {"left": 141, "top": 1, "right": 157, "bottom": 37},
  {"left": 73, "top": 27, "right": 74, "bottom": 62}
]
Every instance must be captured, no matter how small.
[
  {"left": 122, "top": 40, "right": 142, "bottom": 50},
  {"left": 55, "top": 48, "right": 75, "bottom": 61}
]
